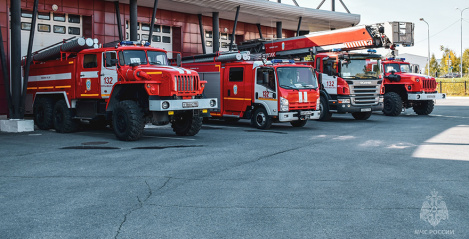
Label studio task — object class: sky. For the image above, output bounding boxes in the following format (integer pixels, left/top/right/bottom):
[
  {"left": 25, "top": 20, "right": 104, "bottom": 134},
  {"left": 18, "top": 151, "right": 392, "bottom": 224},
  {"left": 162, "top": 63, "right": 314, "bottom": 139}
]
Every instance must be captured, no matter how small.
[{"left": 289, "top": 0, "right": 469, "bottom": 60}]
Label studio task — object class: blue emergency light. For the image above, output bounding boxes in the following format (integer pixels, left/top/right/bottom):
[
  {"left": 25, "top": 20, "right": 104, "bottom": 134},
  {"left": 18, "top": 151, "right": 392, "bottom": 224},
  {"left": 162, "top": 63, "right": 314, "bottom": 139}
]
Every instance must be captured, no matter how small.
[
  {"left": 272, "top": 59, "right": 295, "bottom": 64},
  {"left": 332, "top": 48, "right": 342, "bottom": 52},
  {"left": 367, "top": 49, "right": 377, "bottom": 53},
  {"left": 120, "top": 41, "right": 151, "bottom": 46}
]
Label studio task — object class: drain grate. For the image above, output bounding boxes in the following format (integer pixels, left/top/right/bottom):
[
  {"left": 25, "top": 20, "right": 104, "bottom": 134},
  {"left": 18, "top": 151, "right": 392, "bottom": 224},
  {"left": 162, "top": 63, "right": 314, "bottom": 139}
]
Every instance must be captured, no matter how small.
[
  {"left": 82, "top": 141, "right": 109, "bottom": 145},
  {"left": 132, "top": 145, "right": 204, "bottom": 150},
  {"left": 61, "top": 146, "right": 120, "bottom": 150},
  {"left": 244, "top": 130, "right": 287, "bottom": 134}
]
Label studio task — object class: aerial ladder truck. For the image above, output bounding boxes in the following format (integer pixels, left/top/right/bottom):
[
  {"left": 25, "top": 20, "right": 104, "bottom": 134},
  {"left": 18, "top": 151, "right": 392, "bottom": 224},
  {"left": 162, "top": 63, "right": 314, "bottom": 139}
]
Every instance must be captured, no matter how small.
[{"left": 239, "top": 22, "right": 442, "bottom": 119}]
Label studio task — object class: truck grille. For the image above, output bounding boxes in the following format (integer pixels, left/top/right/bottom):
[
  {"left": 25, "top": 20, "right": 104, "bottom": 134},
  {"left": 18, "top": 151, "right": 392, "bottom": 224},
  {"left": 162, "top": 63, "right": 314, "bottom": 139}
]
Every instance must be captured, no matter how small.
[
  {"left": 348, "top": 80, "right": 381, "bottom": 106},
  {"left": 422, "top": 79, "right": 437, "bottom": 92},
  {"left": 177, "top": 75, "right": 199, "bottom": 93}
]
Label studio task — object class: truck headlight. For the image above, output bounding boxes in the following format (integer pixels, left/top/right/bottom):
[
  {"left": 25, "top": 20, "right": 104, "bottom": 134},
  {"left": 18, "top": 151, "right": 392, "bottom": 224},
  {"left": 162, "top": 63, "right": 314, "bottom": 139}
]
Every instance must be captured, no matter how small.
[
  {"left": 280, "top": 97, "right": 289, "bottom": 112},
  {"left": 210, "top": 99, "right": 216, "bottom": 107},
  {"left": 162, "top": 101, "right": 170, "bottom": 109}
]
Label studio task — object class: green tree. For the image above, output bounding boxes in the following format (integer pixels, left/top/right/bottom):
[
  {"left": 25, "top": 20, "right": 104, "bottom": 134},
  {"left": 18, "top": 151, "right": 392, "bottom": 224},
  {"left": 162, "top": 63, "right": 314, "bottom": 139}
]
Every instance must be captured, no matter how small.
[
  {"left": 439, "top": 48, "right": 460, "bottom": 74},
  {"left": 427, "top": 53, "right": 439, "bottom": 77},
  {"left": 463, "top": 48, "right": 469, "bottom": 75}
]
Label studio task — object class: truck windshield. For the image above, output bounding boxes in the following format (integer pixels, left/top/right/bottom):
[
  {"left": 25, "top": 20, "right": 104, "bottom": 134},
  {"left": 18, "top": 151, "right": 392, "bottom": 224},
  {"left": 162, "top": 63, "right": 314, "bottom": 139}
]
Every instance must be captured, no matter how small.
[
  {"left": 276, "top": 67, "right": 318, "bottom": 90},
  {"left": 120, "top": 50, "right": 148, "bottom": 65},
  {"left": 147, "top": 51, "right": 168, "bottom": 65},
  {"left": 384, "top": 63, "right": 411, "bottom": 73},
  {"left": 341, "top": 59, "right": 381, "bottom": 79}
]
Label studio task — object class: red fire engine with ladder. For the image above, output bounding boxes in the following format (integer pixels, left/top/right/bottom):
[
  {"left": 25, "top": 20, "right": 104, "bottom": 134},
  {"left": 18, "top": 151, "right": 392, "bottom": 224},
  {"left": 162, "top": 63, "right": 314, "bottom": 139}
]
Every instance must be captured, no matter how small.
[
  {"left": 25, "top": 38, "right": 217, "bottom": 141},
  {"left": 182, "top": 51, "right": 320, "bottom": 129},
  {"left": 239, "top": 22, "right": 444, "bottom": 119}
]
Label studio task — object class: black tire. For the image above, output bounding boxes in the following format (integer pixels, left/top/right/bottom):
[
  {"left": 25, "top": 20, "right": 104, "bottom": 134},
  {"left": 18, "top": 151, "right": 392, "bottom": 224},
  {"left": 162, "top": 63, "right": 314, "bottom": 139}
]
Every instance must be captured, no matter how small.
[
  {"left": 352, "top": 112, "right": 372, "bottom": 120},
  {"left": 382, "top": 92, "right": 402, "bottom": 116},
  {"left": 53, "top": 100, "right": 78, "bottom": 133},
  {"left": 318, "top": 95, "right": 332, "bottom": 121},
  {"left": 290, "top": 120, "right": 308, "bottom": 127},
  {"left": 112, "top": 100, "right": 145, "bottom": 141},
  {"left": 251, "top": 108, "right": 272, "bottom": 129},
  {"left": 33, "top": 97, "right": 54, "bottom": 130},
  {"left": 413, "top": 100, "right": 434, "bottom": 115},
  {"left": 171, "top": 112, "right": 203, "bottom": 136}
]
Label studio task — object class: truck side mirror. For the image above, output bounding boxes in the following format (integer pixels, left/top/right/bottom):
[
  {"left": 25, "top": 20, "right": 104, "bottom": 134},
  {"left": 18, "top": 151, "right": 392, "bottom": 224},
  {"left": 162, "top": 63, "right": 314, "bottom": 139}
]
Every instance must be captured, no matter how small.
[{"left": 176, "top": 53, "right": 182, "bottom": 67}]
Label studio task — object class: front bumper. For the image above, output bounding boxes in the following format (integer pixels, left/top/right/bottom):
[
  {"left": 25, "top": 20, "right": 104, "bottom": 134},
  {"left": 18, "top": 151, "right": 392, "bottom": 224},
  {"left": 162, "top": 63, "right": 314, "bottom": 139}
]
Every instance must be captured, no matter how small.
[
  {"left": 149, "top": 98, "right": 218, "bottom": 111},
  {"left": 278, "top": 110, "right": 320, "bottom": 122},
  {"left": 334, "top": 96, "right": 383, "bottom": 113},
  {"left": 408, "top": 92, "right": 446, "bottom": 100}
]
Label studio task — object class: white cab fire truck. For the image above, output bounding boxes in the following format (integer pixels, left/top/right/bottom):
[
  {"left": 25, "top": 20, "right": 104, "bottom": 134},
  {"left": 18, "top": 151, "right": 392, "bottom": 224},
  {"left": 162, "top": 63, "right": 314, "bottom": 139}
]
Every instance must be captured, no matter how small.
[
  {"left": 239, "top": 22, "right": 423, "bottom": 120},
  {"left": 25, "top": 38, "right": 217, "bottom": 141},
  {"left": 182, "top": 52, "right": 320, "bottom": 129}
]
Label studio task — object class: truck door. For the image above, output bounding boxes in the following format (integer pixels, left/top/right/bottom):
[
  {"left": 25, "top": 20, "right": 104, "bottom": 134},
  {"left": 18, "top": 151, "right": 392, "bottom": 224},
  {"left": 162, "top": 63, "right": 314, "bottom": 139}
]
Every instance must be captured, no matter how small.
[
  {"left": 78, "top": 53, "right": 101, "bottom": 98},
  {"left": 223, "top": 66, "right": 248, "bottom": 113},
  {"left": 254, "top": 67, "right": 277, "bottom": 115},
  {"left": 101, "top": 51, "right": 118, "bottom": 98},
  {"left": 321, "top": 58, "right": 338, "bottom": 95}
]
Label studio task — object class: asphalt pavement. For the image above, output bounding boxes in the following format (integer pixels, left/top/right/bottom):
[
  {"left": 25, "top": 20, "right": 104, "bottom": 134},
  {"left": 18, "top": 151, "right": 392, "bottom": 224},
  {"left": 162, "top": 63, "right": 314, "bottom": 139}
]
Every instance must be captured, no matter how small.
[{"left": 1, "top": 97, "right": 469, "bottom": 238}]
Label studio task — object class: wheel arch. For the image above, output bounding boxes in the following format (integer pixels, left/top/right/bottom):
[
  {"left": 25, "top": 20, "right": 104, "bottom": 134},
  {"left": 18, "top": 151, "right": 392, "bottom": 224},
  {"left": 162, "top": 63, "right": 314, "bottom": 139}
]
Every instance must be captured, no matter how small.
[
  {"left": 33, "top": 92, "right": 69, "bottom": 108},
  {"left": 106, "top": 84, "right": 148, "bottom": 112},
  {"left": 384, "top": 84, "right": 408, "bottom": 101}
]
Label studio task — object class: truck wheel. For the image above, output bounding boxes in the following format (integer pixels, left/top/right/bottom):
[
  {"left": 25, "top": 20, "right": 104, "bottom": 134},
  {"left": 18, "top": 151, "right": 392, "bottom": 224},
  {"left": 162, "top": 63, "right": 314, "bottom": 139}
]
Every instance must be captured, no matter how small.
[
  {"left": 34, "top": 97, "right": 54, "bottom": 130},
  {"left": 53, "top": 100, "right": 78, "bottom": 133},
  {"left": 383, "top": 92, "right": 402, "bottom": 116},
  {"left": 171, "top": 113, "right": 202, "bottom": 136},
  {"left": 290, "top": 120, "right": 308, "bottom": 127},
  {"left": 112, "top": 100, "right": 145, "bottom": 141},
  {"left": 413, "top": 100, "right": 434, "bottom": 115},
  {"left": 251, "top": 108, "right": 272, "bottom": 129},
  {"left": 352, "top": 112, "right": 372, "bottom": 120},
  {"left": 318, "top": 95, "right": 332, "bottom": 121}
]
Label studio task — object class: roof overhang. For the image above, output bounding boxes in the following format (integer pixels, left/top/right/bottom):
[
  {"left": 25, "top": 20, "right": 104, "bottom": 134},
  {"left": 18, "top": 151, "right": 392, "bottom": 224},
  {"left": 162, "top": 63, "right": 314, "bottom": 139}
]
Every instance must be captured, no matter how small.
[{"left": 111, "top": 0, "right": 360, "bottom": 32}]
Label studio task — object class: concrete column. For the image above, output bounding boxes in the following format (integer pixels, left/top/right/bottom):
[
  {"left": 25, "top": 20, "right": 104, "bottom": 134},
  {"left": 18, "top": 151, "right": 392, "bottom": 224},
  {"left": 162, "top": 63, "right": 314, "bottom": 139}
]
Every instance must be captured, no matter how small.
[
  {"left": 129, "top": 0, "right": 138, "bottom": 41},
  {"left": 212, "top": 12, "right": 220, "bottom": 53},
  {"left": 276, "top": 21, "right": 282, "bottom": 38}
]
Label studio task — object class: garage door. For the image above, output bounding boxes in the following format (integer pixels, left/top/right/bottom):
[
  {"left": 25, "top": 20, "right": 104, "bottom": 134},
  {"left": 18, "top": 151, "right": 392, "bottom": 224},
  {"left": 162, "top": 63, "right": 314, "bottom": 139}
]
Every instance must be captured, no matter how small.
[{"left": 19, "top": 10, "right": 83, "bottom": 57}]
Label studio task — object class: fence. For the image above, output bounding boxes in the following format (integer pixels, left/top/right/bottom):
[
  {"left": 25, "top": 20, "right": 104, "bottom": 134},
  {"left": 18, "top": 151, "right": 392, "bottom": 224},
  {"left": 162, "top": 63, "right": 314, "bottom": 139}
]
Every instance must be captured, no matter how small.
[{"left": 438, "top": 81, "right": 468, "bottom": 96}]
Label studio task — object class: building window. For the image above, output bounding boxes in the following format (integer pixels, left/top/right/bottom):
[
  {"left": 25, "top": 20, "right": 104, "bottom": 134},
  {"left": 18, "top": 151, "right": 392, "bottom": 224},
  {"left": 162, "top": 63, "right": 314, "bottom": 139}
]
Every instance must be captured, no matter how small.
[
  {"left": 162, "top": 25, "right": 170, "bottom": 33},
  {"left": 205, "top": 31, "right": 212, "bottom": 39},
  {"left": 38, "top": 24, "right": 51, "bottom": 32},
  {"left": 68, "top": 14, "right": 80, "bottom": 23},
  {"left": 68, "top": 27, "right": 80, "bottom": 35},
  {"left": 152, "top": 35, "right": 161, "bottom": 42},
  {"left": 153, "top": 25, "right": 161, "bottom": 32},
  {"left": 126, "top": 32, "right": 129, "bottom": 40},
  {"left": 162, "top": 36, "right": 170, "bottom": 43},
  {"left": 142, "top": 34, "right": 149, "bottom": 41},
  {"left": 21, "top": 22, "right": 32, "bottom": 31},
  {"left": 53, "top": 25, "right": 66, "bottom": 34},
  {"left": 21, "top": 10, "right": 33, "bottom": 18},
  {"left": 206, "top": 41, "right": 212, "bottom": 47},
  {"left": 221, "top": 42, "right": 230, "bottom": 48},
  {"left": 229, "top": 67, "right": 244, "bottom": 82},
  {"left": 38, "top": 13, "right": 50, "bottom": 20},
  {"left": 83, "top": 54, "right": 98, "bottom": 68},
  {"left": 221, "top": 33, "right": 228, "bottom": 40},
  {"left": 137, "top": 34, "right": 140, "bottom": 40},
  {"left": 141, "top": 24, "right": 150, "bottom": 31},
  {"left": 53, "top": 13, "right": 66, "bottom": 22}
]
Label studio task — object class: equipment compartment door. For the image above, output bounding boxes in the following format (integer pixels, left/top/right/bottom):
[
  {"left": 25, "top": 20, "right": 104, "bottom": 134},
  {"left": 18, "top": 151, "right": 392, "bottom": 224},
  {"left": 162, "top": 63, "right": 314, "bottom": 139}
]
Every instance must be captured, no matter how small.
[
  {"left": 223, "top": 66, "right": 248, "bottom": 113},
  {"left": 101, "top": 51, "right": 118, "bottom": 99}
]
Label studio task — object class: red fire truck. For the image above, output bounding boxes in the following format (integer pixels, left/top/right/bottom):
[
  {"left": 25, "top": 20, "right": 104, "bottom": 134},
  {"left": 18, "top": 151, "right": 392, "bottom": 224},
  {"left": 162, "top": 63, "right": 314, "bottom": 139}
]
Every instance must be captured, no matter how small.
[
  {"left": 239, "top": 22, "right": 417, "bottom": 120},
  {"left": 25, "top": 39, "right": 217, "bottom": 141},
  {"left": 182, "top": 53, "right": 320, "bottom": 129},
  {"left": 381, "top": 58, "right": 445, "bottom": 116}
]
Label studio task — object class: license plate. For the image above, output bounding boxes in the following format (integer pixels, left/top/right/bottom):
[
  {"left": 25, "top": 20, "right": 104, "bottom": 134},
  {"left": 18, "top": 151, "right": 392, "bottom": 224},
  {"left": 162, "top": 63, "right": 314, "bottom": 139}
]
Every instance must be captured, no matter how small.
[
  {"left": 427, "top": 95, "right": 435, "bottom": 99},
  {"left": 300, "top": 111, "right": 313, "bottom": 115},
  {"left": 182, "top": 102, "right": 198, "bottom": 108},
  {"left": 361, "top": 108, "right": 371, "bottom": 112}
]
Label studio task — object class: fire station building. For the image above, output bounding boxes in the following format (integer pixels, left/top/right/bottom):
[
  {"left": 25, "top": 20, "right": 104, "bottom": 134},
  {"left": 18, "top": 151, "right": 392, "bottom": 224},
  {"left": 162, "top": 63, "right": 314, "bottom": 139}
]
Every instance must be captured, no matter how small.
[{"left": 0, "top": 0, "right": 359, "bottom": 116}]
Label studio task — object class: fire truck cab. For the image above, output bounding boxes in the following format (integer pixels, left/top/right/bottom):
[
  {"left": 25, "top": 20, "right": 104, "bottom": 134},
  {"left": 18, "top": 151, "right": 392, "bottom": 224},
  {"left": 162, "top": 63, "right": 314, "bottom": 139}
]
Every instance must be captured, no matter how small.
[
  {"left": 312, "top": 51, "right": 384, "bottom": 120},
  {"left": 184, "top": 59, "right": 320, "bottom": 129},
  {"left": 27, "top": 41, "right": 217, "bottom": 141},
  {"left": 381, "top": 58, "right": 445, "bottom": 116}
]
